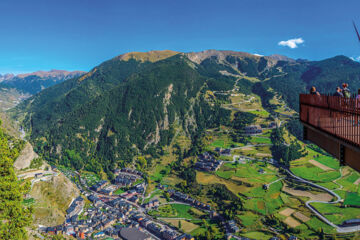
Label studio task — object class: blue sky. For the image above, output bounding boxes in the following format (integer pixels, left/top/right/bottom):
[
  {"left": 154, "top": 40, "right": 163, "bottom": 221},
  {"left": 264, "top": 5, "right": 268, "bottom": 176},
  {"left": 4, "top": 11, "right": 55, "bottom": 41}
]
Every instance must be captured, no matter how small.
[{"left": 1, "top": 0, "right": 360, "bottom": 73}]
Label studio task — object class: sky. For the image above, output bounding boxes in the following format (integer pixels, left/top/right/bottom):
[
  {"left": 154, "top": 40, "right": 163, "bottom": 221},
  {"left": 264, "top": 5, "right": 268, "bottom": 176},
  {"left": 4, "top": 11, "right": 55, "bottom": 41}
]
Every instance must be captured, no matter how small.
[{"left": 1, "top": 0, "right": 360, "bottom": 74}]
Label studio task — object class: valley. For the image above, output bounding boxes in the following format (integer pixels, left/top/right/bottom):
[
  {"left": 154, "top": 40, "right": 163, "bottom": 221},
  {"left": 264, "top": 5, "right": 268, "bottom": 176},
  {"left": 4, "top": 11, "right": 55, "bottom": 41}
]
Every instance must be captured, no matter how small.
[{"left": 3, "top": 50, "right": 360, "bottom": 240}]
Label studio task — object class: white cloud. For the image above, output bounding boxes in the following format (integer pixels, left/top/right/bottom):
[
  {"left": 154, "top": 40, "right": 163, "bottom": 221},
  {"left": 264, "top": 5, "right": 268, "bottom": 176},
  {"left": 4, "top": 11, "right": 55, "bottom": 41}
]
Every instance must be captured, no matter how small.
[
  {"left": 350, "top": 56, "right": 360, "bottom": 62},
  {"left": 278, "top": 38, "right": 304, "bottom": 49},
  {"left": 253, "top": 53, "right": 264, "bottom": 57}
]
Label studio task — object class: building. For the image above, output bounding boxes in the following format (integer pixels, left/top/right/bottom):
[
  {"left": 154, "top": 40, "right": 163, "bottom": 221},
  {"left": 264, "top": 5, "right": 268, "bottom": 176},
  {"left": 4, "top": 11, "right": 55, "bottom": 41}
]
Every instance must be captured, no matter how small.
[
  {"left": 93, "top": 231, "right": 105, "bottom": 238},
  {"left": 195, "top": 152, "right": 222, "bottom": 172},
  {"left": 244, "top": 125, "right": 262, "bottom": 135},
  {"left": 120, "top": 227, "right": 152, "bottom": 240},
  {"left": 66, "top": 196, "right": 84, "bottom": 218},
  {"left": 35, "top": 173, "right": 43, "bottom": 178},
  {"left": 162, "top": 229, "right": 178, "bottom": 240},
  {"left": 91, "top": 180, "right": 108, "bottom": 192},
  {"left": 227, "top": 220, "right": 239, "bottom": 233},
  {"left": 268, "top": 122, "right": 277, "bottom": 129},
  {"left": 341, "top": 219, "right": 360, "bottom": 227},
  {"left": 175, "top": 234, "right": 195, "bottom": 240}
]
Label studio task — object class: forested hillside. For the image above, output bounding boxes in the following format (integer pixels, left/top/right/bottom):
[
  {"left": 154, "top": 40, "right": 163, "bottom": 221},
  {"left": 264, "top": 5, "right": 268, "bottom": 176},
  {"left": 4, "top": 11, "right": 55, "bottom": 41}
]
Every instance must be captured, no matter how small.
[
  {"left": 0, "top": 119, "right": 32, "bottom": 239},
  {"left": 12, "top": 50, "right": 360, "bottom": 178},
  {"left": 266, "top": 55, "right": 360, "bottom": 110}
]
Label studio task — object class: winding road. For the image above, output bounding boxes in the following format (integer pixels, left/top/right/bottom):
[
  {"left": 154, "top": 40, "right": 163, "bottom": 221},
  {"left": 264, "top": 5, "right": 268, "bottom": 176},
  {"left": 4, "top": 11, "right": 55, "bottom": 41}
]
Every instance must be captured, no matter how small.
[{"left": 285, "top": 169, "right": 360, "bottom": 233}]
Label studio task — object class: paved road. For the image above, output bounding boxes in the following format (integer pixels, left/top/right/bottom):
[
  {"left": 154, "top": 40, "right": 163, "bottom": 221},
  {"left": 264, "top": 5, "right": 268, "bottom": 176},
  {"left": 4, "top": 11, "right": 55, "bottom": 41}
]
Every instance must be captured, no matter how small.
[{"left": 285, "top": 169, "right": 360, "bottom": 233}]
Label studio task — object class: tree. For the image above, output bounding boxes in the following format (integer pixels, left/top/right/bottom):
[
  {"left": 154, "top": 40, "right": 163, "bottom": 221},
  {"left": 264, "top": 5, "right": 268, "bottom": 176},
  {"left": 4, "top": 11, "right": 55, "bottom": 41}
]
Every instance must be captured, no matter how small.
[{"left": 164, "top": 192, "right": 170, "bottom": 202}]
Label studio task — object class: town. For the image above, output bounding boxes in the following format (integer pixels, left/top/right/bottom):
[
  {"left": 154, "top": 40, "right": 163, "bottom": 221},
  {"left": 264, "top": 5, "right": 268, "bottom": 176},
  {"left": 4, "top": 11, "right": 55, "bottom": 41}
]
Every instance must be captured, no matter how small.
[{"left": 39, "top": 164, "right": 244, "bottom": 240}]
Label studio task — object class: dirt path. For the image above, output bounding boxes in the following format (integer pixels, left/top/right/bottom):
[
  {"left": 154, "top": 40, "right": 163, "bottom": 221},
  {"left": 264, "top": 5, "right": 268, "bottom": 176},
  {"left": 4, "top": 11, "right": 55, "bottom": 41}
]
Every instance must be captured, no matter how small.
[
  {"left": 309, "top": 159, "right": 334, "bottom": 171},
  {"left": 13, "top": 142, "right": 38, "bottom": 170}
]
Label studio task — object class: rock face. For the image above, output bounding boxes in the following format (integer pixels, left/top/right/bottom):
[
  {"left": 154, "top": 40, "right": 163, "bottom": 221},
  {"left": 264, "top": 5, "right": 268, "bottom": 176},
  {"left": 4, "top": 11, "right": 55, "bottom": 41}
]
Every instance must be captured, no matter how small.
[{"left": 13, "top": 142, "right": 38, "bottom": 170}]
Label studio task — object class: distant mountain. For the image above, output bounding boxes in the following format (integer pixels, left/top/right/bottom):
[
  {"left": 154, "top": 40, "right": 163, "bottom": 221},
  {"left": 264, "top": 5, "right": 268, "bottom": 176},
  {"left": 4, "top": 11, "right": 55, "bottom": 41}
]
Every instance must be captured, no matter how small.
[
  {"left": 265, "top": 55, "right": 360, "bottom": 110},
  {"left": 0, "top": 73, "right": 15, "bottom": 82},
  {"left": 11, "top": 50, "right": 360, "bottom": 176},
  {"left": 267, "top": 54, "right": 296, "bottom": 62},
  {"left": 1, "top": 70, "right": 85, "bottom": 94}
]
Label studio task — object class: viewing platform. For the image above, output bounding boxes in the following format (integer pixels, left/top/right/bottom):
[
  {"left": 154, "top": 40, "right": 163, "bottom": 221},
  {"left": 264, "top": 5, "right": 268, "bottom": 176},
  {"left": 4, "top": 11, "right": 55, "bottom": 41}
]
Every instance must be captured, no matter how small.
[{"left": 300, "top": 94, "right": 360, "bottom": 172}]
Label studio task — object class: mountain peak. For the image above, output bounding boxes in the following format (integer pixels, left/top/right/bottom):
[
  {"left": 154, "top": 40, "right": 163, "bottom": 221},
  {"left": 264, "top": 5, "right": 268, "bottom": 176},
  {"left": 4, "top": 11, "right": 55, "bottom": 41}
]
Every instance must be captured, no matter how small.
[
  {"left": 117, "top": 50, "right": 180, "bottom": 62},
  {"left": 16, "top": 69, "right": 86, "bottom": 79},
  {"left": 267, "top": 54, "right": 295, "bottom": 62},
  {"left": 186, "top": 49, "right": 258, "bottom": 64}
]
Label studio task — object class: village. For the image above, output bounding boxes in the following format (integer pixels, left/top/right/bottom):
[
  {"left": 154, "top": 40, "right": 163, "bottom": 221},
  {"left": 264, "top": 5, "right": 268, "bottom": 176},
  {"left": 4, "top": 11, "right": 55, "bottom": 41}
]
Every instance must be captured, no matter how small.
[
  {"left": 35, "top": 143, "right": 261, "bottom": 240},
  {"left": 39, "top": 164, "right": 245, "bottom": 240}
]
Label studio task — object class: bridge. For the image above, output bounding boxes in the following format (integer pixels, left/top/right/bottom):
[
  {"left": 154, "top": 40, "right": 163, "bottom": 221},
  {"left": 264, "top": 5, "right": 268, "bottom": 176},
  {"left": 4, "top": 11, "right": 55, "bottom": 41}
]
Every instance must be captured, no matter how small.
[{"left": 300, "top": 94, "right": 360, "bottom": 172}]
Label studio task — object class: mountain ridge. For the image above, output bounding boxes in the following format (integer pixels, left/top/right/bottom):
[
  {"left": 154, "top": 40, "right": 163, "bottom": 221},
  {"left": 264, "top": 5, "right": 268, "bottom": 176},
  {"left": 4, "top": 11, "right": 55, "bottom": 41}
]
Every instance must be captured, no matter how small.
[
  {"left": 11, "top": 49, "right": 360, "bottom": 177},
  {"left": 0, "top": 69, "right": 86, "bottom": 95}
]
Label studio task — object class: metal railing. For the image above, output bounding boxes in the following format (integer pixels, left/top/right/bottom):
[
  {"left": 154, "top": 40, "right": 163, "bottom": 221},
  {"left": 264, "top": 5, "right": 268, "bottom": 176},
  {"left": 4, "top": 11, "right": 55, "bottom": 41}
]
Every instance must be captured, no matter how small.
[{"left": 300, "top": 94, "right": 360, "bottom": 148}]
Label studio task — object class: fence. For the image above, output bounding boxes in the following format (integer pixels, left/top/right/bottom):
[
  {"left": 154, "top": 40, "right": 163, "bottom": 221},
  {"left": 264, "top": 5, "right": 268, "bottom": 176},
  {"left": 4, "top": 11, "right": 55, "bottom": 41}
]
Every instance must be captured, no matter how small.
[{"left": 300, "top": 94, "right": 360, "bottom": 148}]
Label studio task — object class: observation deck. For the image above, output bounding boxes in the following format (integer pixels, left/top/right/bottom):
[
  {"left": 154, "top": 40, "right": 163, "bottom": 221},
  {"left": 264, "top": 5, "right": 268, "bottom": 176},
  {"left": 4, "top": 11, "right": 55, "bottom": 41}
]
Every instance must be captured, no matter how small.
[{"left": 300, "top": 94, "right": 360, "bottom": 172}]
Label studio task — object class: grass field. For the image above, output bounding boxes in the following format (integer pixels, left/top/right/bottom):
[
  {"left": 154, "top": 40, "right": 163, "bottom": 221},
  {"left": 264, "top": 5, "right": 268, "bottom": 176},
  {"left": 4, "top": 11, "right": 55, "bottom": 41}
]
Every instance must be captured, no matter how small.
[
  {"left": 344, "top": 192, "right": 360, "bottom": 206},
  {"left": 290, "top": 164, "right": 340, "bottom": 182},
  {"left": 248, "top": 110, "right": 270, "bottom": 118},
  {"left": 243, "top": 181, "right": 284, "bottom": 214},
  {"left": 233, "top": 145, "right": 272, "bottom": 158},
  {"left": 336, "top": 172, "right": 360, "bottom": 193},
  {"left": 197, "top": 171, "right": 250, "bottom": 196},
  {"left": 148, "top": 204, "right": 200, "bottom": 220},
  {"left": 81, "top": 172, "right": 101, "bottom": 187},
  {"left": 113, "top": 187, "right": 125, "bottom": 195},
  {"left": 310, "top": 203, "right": 360, "bottom": 225},
  {"left": 237, "top": 212, "right": 261, "bottom": 227},
  {"left": 22, "top": 198, "right": 35, "bottom": 206},
  {"left": 241, "top": 231, "right": 274, "bottom": 240},
  {"left": 216, "top": 162, "right": 277, "bottom": 184},
  {"left": 209, "top": 136, "right": 242, "bottom": 149},
  {"left": 249, "top": 136, "right": 272, "bottom": 144},
  {"left": 163, "top": 219, "right": 200, "bottom": 233}
]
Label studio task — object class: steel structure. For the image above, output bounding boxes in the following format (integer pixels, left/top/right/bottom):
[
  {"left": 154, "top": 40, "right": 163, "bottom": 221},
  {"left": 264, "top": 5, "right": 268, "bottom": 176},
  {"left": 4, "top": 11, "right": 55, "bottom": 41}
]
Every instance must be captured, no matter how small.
[{"left": 300, "top": 94, "right": 360, "bottom": 171}]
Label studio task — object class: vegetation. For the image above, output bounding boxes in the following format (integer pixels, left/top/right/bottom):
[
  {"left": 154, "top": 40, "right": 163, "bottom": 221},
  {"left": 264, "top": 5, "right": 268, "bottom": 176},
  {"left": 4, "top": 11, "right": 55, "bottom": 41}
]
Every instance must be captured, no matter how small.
[
  {"left": 29, "top": 157, "right": 43, "bottom": 169},
  {"left": 0, "top": 120, "right": 32, "bottom": 239},
  {"left": 270, "top": 127, "right": 304, "bottom": 167},
  {"left": 9, "top": 50, "right": 360, "bottom": 239}
]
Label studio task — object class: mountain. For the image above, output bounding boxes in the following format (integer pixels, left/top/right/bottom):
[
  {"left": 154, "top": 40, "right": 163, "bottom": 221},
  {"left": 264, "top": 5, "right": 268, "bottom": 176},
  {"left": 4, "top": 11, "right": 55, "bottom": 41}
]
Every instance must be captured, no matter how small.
[
  {"left": 265, "top": 55, "right": 360, "bottom": 110},
  {"left": 12, "top": 52, "right": 232, "bottom": 175},
  {"left": 11, "top": 50, "right": 360, "bottom": 177},
  {"left": 0, "top": 69, "right": 85, "bottom": 95},
  {"left": 0, "top": 73, "right": 15, "bottom": 82}
]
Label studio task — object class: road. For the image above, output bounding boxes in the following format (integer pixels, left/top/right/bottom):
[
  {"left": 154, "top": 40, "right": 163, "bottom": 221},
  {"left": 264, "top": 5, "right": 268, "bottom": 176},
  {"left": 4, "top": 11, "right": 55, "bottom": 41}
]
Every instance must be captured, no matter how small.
[
  {"left": 285, "top": 169, "right": 360, "bottom": 233},
  {"left": 266, "top": 177, "right": 284, "bottom": 188}
]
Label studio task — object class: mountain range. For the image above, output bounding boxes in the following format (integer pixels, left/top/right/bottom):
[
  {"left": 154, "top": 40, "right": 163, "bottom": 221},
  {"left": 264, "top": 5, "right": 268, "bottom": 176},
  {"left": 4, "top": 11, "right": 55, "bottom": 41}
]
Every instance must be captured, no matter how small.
[
  {"left": 0, "top": 69, "right": 85, "bottom": 94},
  {"left": 10, "top": 50, "right": 360, "bottom": 176}
]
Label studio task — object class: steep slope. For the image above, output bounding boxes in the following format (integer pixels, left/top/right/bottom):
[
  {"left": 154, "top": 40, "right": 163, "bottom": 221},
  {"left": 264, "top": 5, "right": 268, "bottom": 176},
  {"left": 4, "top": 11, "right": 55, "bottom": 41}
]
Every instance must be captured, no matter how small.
[
  {"left": 14, "top": 52, "right": 231, "bottom": 176},
  {"left": 266, "top": 55, "right": 360, "bottom": 110},
  {"left": 1, "top": 70, "right": 85, "bottom": 95},
  {"left": 0, "top": 120, "right": 32, "bottom": 239},
  {"left": 13, "top": 50, "right": 360, "bottom": 178}
]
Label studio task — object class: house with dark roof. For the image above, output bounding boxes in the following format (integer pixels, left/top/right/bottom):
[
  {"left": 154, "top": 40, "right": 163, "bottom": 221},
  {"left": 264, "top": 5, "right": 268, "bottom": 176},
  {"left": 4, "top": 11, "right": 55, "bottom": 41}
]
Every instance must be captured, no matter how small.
[
  {"left": 162, "top": 229, "right": 178, "bottom": 240},
  {"left": 175, "top": 234, "right": 195, "bottom": 240},
  {"left": 244, "top": 125, "right": 262, "bottom": 135}
]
